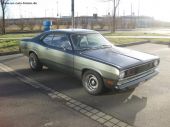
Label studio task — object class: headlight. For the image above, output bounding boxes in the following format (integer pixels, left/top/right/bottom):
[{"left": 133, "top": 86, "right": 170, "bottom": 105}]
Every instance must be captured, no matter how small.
[
  {"left": 119, "top": 71, "right": 125, "bottom": 79},
  {"left": 153, "top": 60, "right": 159, "bottom": 67}
]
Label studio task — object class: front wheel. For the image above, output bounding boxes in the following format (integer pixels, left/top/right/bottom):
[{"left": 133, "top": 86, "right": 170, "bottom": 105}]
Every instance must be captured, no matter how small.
[
  {"left": 82, "top": 70, "right": 104, "bottom": 95},
  {"left": 29, "top": 53, "right": 42, "bottom": 71}
]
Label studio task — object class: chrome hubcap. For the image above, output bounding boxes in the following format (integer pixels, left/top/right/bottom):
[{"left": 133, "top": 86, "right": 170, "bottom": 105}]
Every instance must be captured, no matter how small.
[
  {"left": 29, "top": 56, "right": 36, "bottom": 69},
  {"left": 84, "top": 74, "right": 98, "bottom": 92}
]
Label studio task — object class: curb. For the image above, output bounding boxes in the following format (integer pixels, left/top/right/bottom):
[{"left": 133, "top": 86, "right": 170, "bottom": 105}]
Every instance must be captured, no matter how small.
[
  {"left": 116, "top": 41, "right": 150, "bottom": 47},
  {"left": 152, "top": 41, "right": 170, "bottom": 46},
  {"left": 0, "top": 51, "right": 20, "bottom": 56}
]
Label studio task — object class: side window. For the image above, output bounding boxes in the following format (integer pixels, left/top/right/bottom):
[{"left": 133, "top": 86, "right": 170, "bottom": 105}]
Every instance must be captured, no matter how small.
[
  {"left": 43, "top": 34, "right": 54, "bottom": 46},
  {"left": 52, "top": 34, "right": 72, "bottom": 50}
]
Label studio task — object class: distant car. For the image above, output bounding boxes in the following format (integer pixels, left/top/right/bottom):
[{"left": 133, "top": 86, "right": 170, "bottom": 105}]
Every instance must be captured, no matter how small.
[{"left": 20, "top": 29, "right": 160, "bottom": 95}]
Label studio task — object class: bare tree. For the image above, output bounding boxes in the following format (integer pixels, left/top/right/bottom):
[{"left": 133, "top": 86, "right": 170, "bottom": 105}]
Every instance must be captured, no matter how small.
[
  {"left": 112, "top": 0, "right": 120, "bottom": 32},
  {"left": 0, "top": 0, "right": 9, "bottom": 34},
  {"left": 27, "top": 18, "right": 35, "bottom": 31},
  {"left": 17, "top": 18, "right": 27, "bottom": 32},
  {"left": 0, "top": 16, "right": 2, "bottom": 34},
  {"left": 101, "top": 0, "right": 120, "bottom": 32}
]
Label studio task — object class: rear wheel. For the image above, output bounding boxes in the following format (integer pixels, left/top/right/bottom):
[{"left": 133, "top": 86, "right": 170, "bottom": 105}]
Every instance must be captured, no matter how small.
[
  {"left": 82, "top": 70, "right": 104, "bottom": 95},
  {"left": 29, "top": 53, "right": 42, "bottom": 71}
]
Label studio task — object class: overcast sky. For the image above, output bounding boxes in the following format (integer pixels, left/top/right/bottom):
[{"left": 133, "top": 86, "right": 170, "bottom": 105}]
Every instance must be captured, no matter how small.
[{"left": 3, "top": 0, "right": 170, "bottom": 22}]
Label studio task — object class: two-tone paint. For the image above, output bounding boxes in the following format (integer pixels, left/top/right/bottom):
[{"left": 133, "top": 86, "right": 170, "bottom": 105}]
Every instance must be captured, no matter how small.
[{"left": 20, "top": 29, "right": 159, "bottom": 90}]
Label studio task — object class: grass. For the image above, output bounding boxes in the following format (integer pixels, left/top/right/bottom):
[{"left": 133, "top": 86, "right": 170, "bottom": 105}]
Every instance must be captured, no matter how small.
[
  {"left": 0, "top": 31, "right": 167, "bottom": 39},
  {"left": 0, "top": 33, "right": 37, "bottom": 38},
  {"left": 0, "top": 32, "right": 169, "bottom": 55},
  {"left": 0, "top": 40, "right": 20, "bottom": 53},
  {"left": 103, "top": 32, "right": 167, "bottom": 36},
  {"left": 106, "top": 38, "right": 148, "bottom": 45},
  {"left": 148, "top": 38, "right": 170, "bottom": 43},
  {"left": 106, "top": 37, "right": 170, "bottom": 45}
]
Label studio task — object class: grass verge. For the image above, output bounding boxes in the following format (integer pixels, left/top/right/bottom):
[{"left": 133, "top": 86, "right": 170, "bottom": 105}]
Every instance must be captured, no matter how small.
[
  {"left": 103, "top": 32, "right": 167, "bottom": 36},
  {"left": 0, "top": 33, "right": 170, "bottom": 55},
  {"left": 0, "top": 33, "right": 37, "bottom": 38},
  {"left": 0, "top": 40, "right": 20, "bottom": 54},
  {"left": 106, "top": 38, "right": 148, "bottom": 45}
]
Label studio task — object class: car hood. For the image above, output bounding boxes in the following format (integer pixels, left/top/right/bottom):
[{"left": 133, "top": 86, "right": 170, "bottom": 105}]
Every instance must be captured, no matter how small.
[{"left": 80, "top": 46, "right": 158, "bottom": 70}]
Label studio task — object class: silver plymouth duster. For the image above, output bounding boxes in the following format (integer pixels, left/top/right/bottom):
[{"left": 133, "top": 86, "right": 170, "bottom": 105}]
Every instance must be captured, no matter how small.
[{"left": 20, "top": 29, "right": 159, "bottom": 95}]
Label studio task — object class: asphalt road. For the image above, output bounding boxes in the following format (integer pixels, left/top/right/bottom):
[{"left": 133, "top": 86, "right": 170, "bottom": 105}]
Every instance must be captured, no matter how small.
[{"left": 0, "top": 43, "right": 170, "bottom": 127}]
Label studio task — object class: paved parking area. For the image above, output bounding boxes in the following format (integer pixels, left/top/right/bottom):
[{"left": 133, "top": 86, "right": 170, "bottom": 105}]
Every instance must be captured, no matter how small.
[
  {"left": 0, "top": 43, "right": 170, "bottom": 127},
  {"left": 0, "top": 68, "right": 104, "bottom": 127}
]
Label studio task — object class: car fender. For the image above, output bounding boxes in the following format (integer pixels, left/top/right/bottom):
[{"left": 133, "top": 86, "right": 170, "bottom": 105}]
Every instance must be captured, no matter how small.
[{"left": 81, "top": 68, "right": 103, "bottom": 78}]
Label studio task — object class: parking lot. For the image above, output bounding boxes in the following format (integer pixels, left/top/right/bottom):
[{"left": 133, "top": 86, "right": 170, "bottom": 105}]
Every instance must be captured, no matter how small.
[{"left": 0, "top": 43, "right": 170, "bottom": 127}]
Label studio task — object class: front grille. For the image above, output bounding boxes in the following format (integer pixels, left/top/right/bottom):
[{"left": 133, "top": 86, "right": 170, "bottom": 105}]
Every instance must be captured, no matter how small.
[{"left": 124, "top": 62, "right": 155, "bottom": 78}]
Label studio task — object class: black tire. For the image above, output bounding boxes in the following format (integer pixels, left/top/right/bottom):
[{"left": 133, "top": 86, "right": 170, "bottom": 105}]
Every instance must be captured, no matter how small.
[
  {"left": 82, "top": 70, "right": 104, "bottom": 95},
  {"left": 29, "top": 53, "right": 43, "bottom": 71}
]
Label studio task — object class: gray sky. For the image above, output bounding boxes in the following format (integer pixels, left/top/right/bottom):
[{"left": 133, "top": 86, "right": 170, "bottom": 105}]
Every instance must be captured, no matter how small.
[{"left": 3, "top": 0, "right": 170, "bottom": 22}]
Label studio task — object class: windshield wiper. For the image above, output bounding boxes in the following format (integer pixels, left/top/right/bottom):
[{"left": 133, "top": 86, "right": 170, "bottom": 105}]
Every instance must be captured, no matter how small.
[{"left": 100, "top": 45, "right": 112, "bottom": 48}]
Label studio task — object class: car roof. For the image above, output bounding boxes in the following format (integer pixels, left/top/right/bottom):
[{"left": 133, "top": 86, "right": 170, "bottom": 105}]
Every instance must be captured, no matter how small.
[{"left": 44, "top": 29, "right": 99, "bottom": 34}]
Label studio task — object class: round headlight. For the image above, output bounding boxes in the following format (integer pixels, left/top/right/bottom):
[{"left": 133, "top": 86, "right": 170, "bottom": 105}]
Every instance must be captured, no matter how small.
[
  {"left": 153, "top": 60, "right": 159, "bottom": 67},
  {"left": 119, "top": 71, "right": 125, "bottom": 79}
]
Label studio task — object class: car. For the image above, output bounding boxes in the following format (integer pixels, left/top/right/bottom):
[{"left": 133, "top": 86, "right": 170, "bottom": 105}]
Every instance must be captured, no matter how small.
[{"left": 20, "top": 29, "right": 160, "bottom": 95}]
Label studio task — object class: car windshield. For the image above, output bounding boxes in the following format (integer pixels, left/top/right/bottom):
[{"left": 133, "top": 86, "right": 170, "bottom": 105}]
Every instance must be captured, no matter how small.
[{"left": 71, "top": 33, "right": 112, "bottom": 50}]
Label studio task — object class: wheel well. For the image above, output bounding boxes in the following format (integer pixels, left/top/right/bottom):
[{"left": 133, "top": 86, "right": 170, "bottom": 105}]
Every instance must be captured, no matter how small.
[
  {"left": 29, "top": 51, "right": 36, "bottom": 56},
  {"left": 82, "top": 69, "right": 102, "bottom": 78},
  {"left": 82, "top": 69, "right": 89, "bottom": 77}
]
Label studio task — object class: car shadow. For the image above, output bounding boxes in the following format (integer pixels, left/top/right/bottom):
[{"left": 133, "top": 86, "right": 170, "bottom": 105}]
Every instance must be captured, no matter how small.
[
  {"left": 11, "top": 67, "right": 147, "bottom": 125},
  {"left": 0, "top": 71, "right": 38, "bottom": 97}
]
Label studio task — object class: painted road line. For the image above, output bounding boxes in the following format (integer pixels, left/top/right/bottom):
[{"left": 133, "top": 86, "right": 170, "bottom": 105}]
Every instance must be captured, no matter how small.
[{"left": 0, "top": 63, "right": 134, "bottom": 127}]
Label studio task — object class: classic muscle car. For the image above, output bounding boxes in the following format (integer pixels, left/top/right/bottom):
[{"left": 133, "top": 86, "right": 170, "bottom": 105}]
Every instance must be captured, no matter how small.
[{"left": 20, "top": 29, "right": 160, "bottom": 95}]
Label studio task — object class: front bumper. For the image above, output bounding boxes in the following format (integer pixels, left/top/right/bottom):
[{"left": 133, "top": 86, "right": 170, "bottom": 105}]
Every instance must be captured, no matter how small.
[{"left": 114, "top": 69, "right": 159, "bottom": 90}]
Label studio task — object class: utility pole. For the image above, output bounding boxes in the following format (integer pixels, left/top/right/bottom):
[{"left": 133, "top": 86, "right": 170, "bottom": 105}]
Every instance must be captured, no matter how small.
[
  {"left": 137, "top": 0, "right": 140, "bottom": 28},
  {"left": 138, "top": 0, "right": 140, "bottom": 17},
  {"left": 57, "top": 0, "right": 59, "bottom": 17},
  {"left": 71, "top": 0, "right": 75, "bottom": 28}
]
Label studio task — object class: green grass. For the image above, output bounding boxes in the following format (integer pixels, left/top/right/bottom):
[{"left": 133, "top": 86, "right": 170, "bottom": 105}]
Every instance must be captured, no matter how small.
[
  {"left": 148, "top": 38, "right": 170, "bottom": 43},
  {"left": 0, "top": 33, "right": 37, "bottom": 38},
  {"left": 0, "top": 32, "right": 167, "bottom": 39},
  {"left": 0, "top": 40, "right": 20, "bottom": 53},
  {"left": 106, "top": 37, "right": 170, "bottom": 45},
  {"left": 0, "top": 32, "right": 169, "bottom": 55},
  {"left": 106, "top": 38, "right": 148, "bottom": 45},
  {"left": 103, "top": 32, "right": 167, "bottom": 36}
]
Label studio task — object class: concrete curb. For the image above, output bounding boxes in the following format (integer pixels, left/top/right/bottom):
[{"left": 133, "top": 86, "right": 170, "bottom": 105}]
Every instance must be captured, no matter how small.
[
  {"left": 0, "top": 51, "right": 20, "bottom": 56},
  {"left": 152, "top": 41, "right": 170, "bottom": 46},
  {"left": 116, "top": 41, "right": 150, "bottom": 47}
]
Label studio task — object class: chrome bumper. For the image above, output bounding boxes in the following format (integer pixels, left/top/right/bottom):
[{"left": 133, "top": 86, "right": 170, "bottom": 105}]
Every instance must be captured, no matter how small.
[{"left": 115, "top": 69, "right": 159, "bottom": 90}]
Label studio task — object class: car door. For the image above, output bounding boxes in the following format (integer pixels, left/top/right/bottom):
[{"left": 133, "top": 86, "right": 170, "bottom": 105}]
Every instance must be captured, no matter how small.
[{"left": 41, "top": 33, "right": 74, "bottom": 73}]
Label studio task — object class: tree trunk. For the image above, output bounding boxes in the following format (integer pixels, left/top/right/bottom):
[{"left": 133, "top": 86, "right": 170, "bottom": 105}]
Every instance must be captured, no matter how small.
[
  {"left": 2, "top": 10, "right": 6, "bottom": 34},
  {"left": 111, "top": 6, "right": 116, "bottom": 33}
]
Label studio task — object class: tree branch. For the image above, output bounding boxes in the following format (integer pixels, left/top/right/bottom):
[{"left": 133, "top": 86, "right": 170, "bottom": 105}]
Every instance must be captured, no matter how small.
[{"left": 115, "top": 0, "right": 120, "bottom": 9}]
